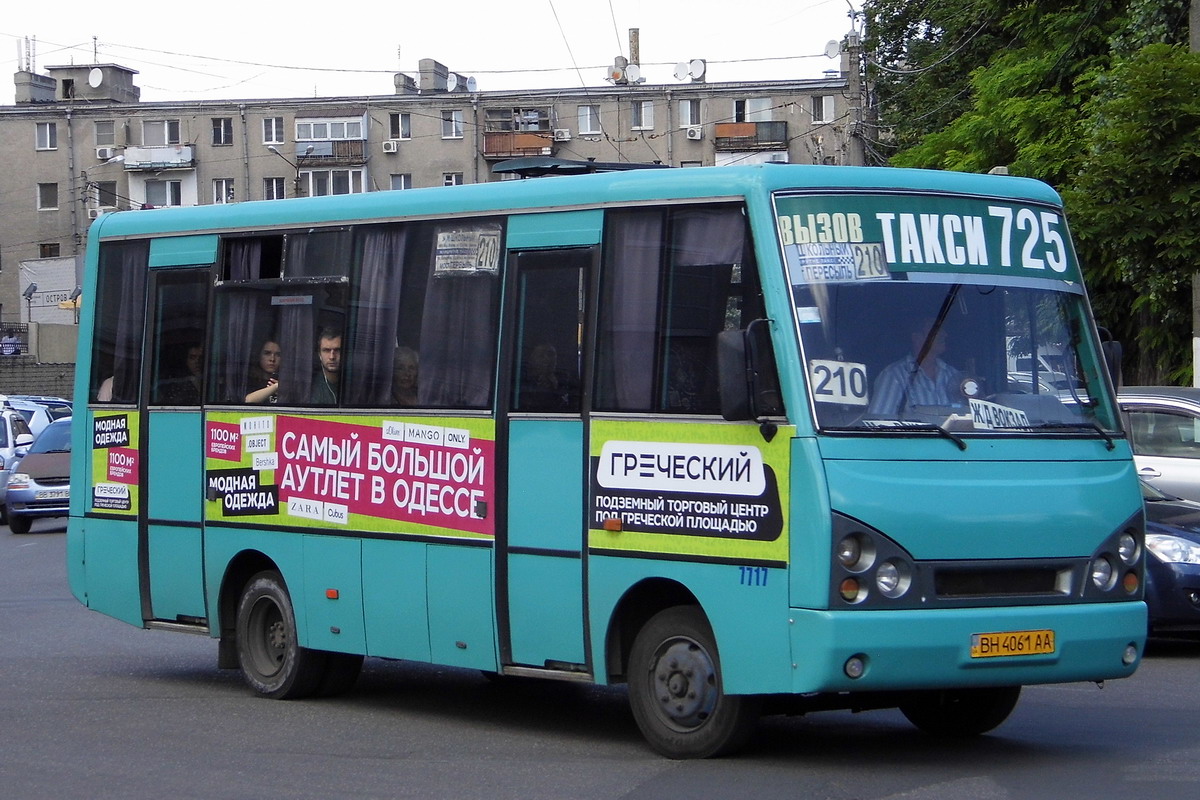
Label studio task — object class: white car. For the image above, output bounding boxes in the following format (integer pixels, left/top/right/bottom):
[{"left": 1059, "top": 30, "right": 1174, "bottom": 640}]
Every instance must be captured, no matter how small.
[{"left": 1119, "top": 387, "right": 1200, "bottom": 502}]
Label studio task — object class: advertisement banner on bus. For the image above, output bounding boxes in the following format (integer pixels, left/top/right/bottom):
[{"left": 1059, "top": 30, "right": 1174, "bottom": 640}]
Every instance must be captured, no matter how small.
[
  {"left": 588, "top": 420, "right": 792, "bottom": 564},
  {"left": 90, "top": 411, "right": 139, "bottom": 515},
  {"left": 204, "top": 412, "right": 496, "bottom": 539}
]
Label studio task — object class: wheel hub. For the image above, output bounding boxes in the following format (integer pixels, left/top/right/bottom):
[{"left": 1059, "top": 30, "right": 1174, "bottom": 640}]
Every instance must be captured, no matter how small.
[{"left": 652, "top": 639, "right": 718, "bottom": 730}]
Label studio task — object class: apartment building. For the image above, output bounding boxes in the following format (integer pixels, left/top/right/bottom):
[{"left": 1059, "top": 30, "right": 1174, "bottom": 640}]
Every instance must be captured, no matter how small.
[{"left": 0, "top": 55, "right": 856, "bottom": 360}]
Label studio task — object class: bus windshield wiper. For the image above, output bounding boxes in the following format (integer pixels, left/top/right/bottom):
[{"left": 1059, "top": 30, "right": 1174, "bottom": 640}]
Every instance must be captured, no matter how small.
[
  {"left": 830, "top": 420, "right": 967, "bottom": 450},
  {"left": 1027, "top": 421, "right": 1115, "bottom": 450}
]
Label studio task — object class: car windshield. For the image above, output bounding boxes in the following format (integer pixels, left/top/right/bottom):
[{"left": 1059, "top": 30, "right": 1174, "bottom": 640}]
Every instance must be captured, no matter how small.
[
  {"left": 30, "top": 421, "right": 72, "bottom": 453},
  {"left": 776, "top": 190, "right": 1120, "bottom": 437}
]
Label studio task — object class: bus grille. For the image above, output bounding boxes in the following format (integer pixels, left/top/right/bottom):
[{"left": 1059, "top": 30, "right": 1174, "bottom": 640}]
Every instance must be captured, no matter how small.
[{"left": 934, "top": 566, "right": 1069, "bottom": 598}]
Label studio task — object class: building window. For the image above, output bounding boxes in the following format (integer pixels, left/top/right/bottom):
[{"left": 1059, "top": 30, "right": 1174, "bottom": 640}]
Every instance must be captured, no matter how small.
[
  {"left": 263, "top": 117, "right": 285, "bottom": 144},
  {"left": 631, "top": 100, "right": 654, "bottom": 130},
  {"left": 264, "top": 177, "right": 286, "bottom": 200},
  {"left": 679, "top": 99, "right": 701, "bottom": 127},
  {"left": 441, "top": 110, "right": 464, "bottom": 139},
  {"left": 95, "top": 120, "right": 116, "bottom": 147},
  {"left": 213, "top": 178, "right": 235, "bottom": 204},
  {"left": 39, "top": 243, "right": 61, "bottom": 258},
  {"left": 94, "top": 181, "right": 118, "bottom": 208},
  {"left": 484, "top": 107, "right": 550, "bottom": 132},
  {"left": 212, "top": 118, "right": 234, "bottom": 146},
  {"left": 37, "top": 183, "right": 58, "bottom": 210},
  {"left": 812, "top": 95, "right": 834, "bottom": 124},
  {"left": 35, "top": 122, "right": 57, "bottom": 150},
  {"left": 144, "top": 119, "right": 181, "bottom": 146},
  {"left": 302, "top": 169, "right": 365, "bottom": 196},
  {"left": 443, "top": 173, "right": 464, "bottom": 187},
  {"left": 734, "top": 98, "right": 772, "bottom": 122},
  {"left": 578, "top": 105, "right": 601, "bottom": 135},
  {"left": 390, "top": 174, "right": 412, "bottom": 190},
  {"left": 146, "top": 179, "right": 183, "bottom": 207},
  {"left": 295, "top": 117, "right": 364, "bottom": 141},
  {"left": 389, "top": 113, "right": 412, "bottom": 140}
]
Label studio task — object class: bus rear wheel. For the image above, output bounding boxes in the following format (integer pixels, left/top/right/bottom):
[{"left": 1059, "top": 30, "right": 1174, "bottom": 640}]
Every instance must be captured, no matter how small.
[
  {"left": 627, "top": 606, "right": 759, "bottom": 759},
  {"left": 899, "top": 686, "right": 1021, "bottom": 737},
  {"left": 235, "top": 570, "right": 326, "bottom": 699}
]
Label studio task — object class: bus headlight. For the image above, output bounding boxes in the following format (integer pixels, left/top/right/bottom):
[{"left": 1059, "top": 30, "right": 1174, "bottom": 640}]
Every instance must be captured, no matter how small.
[
  {"left": 875, "top": 559, "right": 912, "bottom": 599},
  {"left": 1090, "top": 556, "right": 1116, "bottom": 591},
  {"left": 836, "top": 532, "right": 875, "bottom": 573},
  {"left": 1116, "top": 533, "right": 1139, "bottom": 565}
]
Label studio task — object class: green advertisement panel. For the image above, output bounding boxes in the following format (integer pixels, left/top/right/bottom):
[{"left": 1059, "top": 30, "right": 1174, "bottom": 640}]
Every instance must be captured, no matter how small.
[
  {"left": 588, "top": 420, "right": 793, "bottom": 564},
  {"left": 774, "top": 192, "right": 1081, "bottom": 284},
  {"left": 205, "top": 411, "right": 496, "bottom": 540},
  {"left": 90, "top": 410, "right": 140, "bottom": 516}
]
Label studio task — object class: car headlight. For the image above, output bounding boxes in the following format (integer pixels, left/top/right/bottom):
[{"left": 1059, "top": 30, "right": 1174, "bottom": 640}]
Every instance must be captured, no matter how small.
[
  {"left": 7, "top": 472, "right": 31, "bottom": 489},
  {"left": 1146, "top": 533, "right": 1200, "bottom": 565}
]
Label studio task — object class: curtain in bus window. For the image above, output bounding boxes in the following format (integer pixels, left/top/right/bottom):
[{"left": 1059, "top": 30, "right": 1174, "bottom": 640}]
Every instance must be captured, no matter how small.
[
  {"left": 105, "top": 241, "right": 150, "bottom": 403},
  {"left": 344, "top": 226, "right": 407, "bottom": 405},
  {"left": 275, "top": 289, "right": 318, "bottom": 405},
  {"left": 595, "top": 210, "right": 664, "bottom": 410},
  {"left": 661, "top": 208, "right": 746, "bottom": 413},
  {"left": 220, "top": 239, "right": 264, "bottom": 401},
  {"left": 419, "top": 272, "right": 497, "bottom": 408}
]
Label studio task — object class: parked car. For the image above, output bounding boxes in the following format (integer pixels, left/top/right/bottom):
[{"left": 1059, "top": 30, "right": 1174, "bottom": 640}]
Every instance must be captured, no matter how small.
[
  {"left": 0, "top": 407, "right": 35, "bottom": 521},
  {"left": 5, "top": 417, "right": 71, "bottom": 534},
  {"left": 1141, "top": 480, "right": 1200, "bottom": 637},
  {"left": 1118, "top": 387, "right": 1200, "bottom": 502},
  {"left": 4, "top": 396, "right": 71, "bottom": 437}
]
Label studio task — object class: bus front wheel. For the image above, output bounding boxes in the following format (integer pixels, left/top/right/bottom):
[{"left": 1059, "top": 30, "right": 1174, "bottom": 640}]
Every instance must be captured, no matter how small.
[
  {"left": 627, "top": 606, "right": 759, "bottom": 759},
  {"left": 899, "top": 686, "right": 1021, "bottom": 737},
  {"left": 235, "top": 570, "right": 326, "bottom": 699}
]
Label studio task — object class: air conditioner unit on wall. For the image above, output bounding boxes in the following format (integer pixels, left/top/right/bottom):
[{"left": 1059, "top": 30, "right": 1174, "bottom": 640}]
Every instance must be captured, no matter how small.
[
  {"left": 685, "top": 125, "right": 703, "bottom": 141},
  {"left": 553, "top": 128, "right": 571, "bottom": 142},
  {"left": 381, "top": 140, "right": 399, "bottom": 153},
  {"left": 88, "top": 208, "right": 102, "bottom": 219},
  {"left": 96, "top": 146, "right": 116, "bottom": 160}
]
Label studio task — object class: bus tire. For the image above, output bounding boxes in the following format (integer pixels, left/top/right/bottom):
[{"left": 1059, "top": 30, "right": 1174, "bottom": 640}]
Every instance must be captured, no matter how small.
[
  {"left": 627, "top": 606, "right": 759, "bottom": 759},
  {"left": 899, "top": 685, "right": 1021, "bottom": 737},
  {"left": 235, "top": 570, "right": 326, "bottom": 699}
]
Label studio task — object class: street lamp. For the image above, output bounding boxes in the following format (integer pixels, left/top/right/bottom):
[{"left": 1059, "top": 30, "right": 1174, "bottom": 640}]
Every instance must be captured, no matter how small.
[
  {"left": 22, "top": 282, "right": 37, "bottom": 323},
  {"left": 69, "top": 286, "right": 82, "bottom": 325},
  {"left": 267, "top": 144, "right": 314, "bottom": 198}
]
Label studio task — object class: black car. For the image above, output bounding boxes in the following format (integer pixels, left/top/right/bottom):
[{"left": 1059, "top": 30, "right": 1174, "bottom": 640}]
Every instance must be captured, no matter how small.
[{"left": 1142, "top": 480, "right": 1200, "bottom": 637}]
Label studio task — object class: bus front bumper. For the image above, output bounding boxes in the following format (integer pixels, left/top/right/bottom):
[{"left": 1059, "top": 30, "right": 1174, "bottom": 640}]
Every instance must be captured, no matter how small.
[{"left": 787, "top": 601, "right": 1146, "bottom": 694}]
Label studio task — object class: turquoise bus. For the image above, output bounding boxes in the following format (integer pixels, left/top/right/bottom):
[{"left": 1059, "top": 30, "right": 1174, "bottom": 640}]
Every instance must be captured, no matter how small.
[{"left": 67, "top": 164, "right": 1145, "bottom": 758}]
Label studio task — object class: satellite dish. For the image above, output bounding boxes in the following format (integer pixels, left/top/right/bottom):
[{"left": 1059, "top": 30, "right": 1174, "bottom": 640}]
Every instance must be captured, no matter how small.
[
  {"left": 688, "top": 59, "right": 706, "bottom": 80},
  {"left": 445, "top": 73, "right": 458, "bottom": 92},
  {"left": 674, "top": 62, "right": 689, "bottom": 81},
  {"left": 824, "top": 40, "right": 840, "bottom": 59},
  {"left": 466, "top": 76, "right": 478, "bottom": 92},
  {"left": 88, "top": 67, "right": 104, "bottom": 88},
  {"left": 625, "top": 64, "right": 641, "bottom": 83}
]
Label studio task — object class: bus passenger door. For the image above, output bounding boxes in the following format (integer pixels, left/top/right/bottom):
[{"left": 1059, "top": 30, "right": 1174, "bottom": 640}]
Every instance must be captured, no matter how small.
[
  {"left": 500, "top": 246, "right": 594, "bottom": 671},
  {"left": 142, "top": 267, "right": 210, "bottom": 625}
]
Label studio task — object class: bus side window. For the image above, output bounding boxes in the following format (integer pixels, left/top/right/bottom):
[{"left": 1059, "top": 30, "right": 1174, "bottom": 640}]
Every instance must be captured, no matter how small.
[
  {"left": 595, "top": 204, "right": 776, "bottom": 416},
  {"left": 91, "top": 240, "right": 150, "bottom": 403}
]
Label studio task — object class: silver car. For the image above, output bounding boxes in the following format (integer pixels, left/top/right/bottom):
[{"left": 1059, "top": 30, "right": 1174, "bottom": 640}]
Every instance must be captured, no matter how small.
[{"left": 1119, "top": 387, "right": 1200, "bottom": 502}]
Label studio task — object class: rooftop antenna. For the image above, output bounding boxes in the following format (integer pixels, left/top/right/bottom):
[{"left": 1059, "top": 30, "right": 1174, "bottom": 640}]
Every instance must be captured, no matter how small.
[{"left": 93, "top": 36, "right": 99, "bottom": 63}]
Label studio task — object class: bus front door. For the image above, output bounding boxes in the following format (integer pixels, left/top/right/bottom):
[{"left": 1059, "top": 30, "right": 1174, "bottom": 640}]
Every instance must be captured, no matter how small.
[{"left": 500, "top": 246, "right": 594, "bottom": 672}]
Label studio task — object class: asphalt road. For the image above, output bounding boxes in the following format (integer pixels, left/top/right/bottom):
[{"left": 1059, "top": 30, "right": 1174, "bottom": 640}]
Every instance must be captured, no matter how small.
[{"left": 3, "top": 518, "right": 1198, "bottom": 799}]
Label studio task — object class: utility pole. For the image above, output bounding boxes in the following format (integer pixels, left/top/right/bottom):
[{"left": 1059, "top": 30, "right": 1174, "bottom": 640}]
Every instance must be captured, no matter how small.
[{"left": 1192, "top": 0, "right": 1199, "bottom": 384}]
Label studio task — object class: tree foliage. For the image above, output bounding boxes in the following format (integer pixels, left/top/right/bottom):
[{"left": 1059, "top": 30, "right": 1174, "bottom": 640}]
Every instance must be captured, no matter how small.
[{"left": 863, "top": 0, "right": 1197, "bottom": 382}]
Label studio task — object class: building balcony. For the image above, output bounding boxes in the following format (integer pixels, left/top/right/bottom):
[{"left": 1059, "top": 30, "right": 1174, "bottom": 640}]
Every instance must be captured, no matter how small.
[
  {"left": 713, "top": 121, "right": 789, "bottom": 151},
  {"left": 296, "top": 139, "right": 367, "bottom": 166},
  {"left": 122, "top": 145, "right": 195, "bottom": 170},
  {"left": 483, "top": 131, "right": 553, "bottom": 159}
]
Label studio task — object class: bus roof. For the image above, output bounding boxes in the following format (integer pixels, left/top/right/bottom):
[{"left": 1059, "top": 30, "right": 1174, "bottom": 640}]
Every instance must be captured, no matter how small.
[{"left": 89, "top": 164, "right": 1064, "bottom": 241}]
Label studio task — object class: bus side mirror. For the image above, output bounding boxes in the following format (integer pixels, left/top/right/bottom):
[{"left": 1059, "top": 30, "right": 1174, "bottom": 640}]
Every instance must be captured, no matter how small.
[
  {"left": 717, "top": 329, "right": 754, "bottom": 421},
  {"left": 717, "top": 320, "right": 784, "bottom": 423},
  {"left": 1098, "top": 327, "right": 1123, "bottom": 389}
]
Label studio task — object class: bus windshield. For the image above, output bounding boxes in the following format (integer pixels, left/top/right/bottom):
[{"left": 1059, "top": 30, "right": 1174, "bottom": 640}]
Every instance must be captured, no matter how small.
[{"left": 776, "top": 190, "right": 1119, "bottom": 435}]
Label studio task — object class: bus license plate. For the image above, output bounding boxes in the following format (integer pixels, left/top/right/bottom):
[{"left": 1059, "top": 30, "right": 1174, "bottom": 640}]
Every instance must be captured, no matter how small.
[{"left": 970, "top": 629, "right": 1055, "bottom": 658}]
